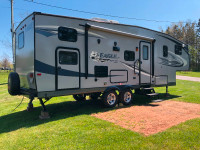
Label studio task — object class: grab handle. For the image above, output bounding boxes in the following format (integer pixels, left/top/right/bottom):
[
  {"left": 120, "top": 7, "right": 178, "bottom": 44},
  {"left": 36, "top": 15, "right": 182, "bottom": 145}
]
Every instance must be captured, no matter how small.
[{"left": 134, "top": 59, "right": 141, "bottom": 74}]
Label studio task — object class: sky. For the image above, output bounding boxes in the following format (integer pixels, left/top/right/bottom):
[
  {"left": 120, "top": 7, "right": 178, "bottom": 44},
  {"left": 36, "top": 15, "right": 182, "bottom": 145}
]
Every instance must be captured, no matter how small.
[{"left": 0, "top": 0, "right": 200, "bottom": 61}]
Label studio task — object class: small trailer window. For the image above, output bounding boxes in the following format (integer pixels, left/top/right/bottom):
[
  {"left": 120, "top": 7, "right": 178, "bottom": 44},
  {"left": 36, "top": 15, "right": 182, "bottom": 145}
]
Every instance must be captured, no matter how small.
[
  {"left": 163, "top": 45, "right": 168, "bottom": 57},
  {"left": 175, "top": 45, "right": 182, "bottom": 55},
  {"left": 59, "top": 51, "right": 78, "bottom": 65},
  {"left": 124, "top": 50, "right": 135, "bottom": 61},
  {"left": 58, "top": 27, "right": 77, "bottom": 42},
  {"left": 143, "top": 45, "right": 148, "bottom": 60},
  {"left": 18, "top": 32, "right": 24, "bottom": 49}
]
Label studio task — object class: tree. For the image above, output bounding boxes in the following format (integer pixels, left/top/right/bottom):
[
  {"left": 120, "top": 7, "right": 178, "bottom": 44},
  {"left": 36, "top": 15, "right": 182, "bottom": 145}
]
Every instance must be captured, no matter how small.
[{"left": 1, "top": 57, "right": 11, "bottom": 69}]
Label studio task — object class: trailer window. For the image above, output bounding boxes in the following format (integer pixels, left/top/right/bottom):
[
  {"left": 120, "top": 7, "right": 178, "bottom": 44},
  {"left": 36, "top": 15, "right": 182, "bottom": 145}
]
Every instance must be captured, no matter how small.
[
  {"left": 18, "top": 32, "right": 24, "bottom": 49},
  {"left": 59, "top": 51, "right": 78, "bottom": 65},
  {"left": 175, "top": 45, "right": 182, "bottom": 55},
  {"left": 163, "top": 45, "right": 168, "bottom": 57},
  {"left": 143, "top": 45, "right": 148, "bottom": 60},
  {"left": 124, "top": 50, "right": 135, "bottom": 61},
  {"left": 58, "top": 27, "right": 77, "bottom": 42}
]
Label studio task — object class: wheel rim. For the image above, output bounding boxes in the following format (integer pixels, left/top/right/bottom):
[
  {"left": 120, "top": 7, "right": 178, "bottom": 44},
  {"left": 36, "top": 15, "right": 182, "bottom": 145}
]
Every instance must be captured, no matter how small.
[
  {"left": 124, "top": 92, "right": 132, "bottom": 103},
  {"left": 107, "top": 93, "right": 116, "bottom": 105}
]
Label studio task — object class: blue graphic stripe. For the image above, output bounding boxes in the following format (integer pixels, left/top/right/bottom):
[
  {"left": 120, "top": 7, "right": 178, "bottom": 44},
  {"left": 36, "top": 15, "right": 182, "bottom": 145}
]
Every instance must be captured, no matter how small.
[
  {"left": 35, "top": 60, "right": 94, "bottom": 77},
  {"left": 35, "top": 60, "right": 122, "bottom": 77}
]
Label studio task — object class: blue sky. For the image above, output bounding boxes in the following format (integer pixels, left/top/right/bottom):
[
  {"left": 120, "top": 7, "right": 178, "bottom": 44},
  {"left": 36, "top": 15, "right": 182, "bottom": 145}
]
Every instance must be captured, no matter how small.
[{"left": 0, "top": 0, "right": 200, "bottom": 61}]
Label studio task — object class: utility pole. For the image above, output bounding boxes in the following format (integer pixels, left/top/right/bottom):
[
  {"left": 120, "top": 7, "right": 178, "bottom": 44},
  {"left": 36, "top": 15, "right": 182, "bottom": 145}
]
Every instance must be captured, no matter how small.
[{"left": 11, "top": 0, "right": 15, "bottom": 71}]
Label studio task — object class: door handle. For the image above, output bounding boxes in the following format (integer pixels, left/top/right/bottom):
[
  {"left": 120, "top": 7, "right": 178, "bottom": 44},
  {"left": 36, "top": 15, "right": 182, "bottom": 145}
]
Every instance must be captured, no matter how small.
[
  {"left": 57, "top": 66, "right": 61, "bottom": 70},
  {"left": 134, "top": 59, "right": 139, "bottom": 74}
]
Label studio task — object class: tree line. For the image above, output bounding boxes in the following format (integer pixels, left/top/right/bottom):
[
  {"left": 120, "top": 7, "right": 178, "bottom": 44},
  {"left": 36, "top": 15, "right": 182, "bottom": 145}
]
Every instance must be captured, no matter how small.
[
  {"left": 0, "top": 57, "right": 13, "bottom": 70},
  {"left": 163, "top": 19, "right": 200, "bottom": 71}
]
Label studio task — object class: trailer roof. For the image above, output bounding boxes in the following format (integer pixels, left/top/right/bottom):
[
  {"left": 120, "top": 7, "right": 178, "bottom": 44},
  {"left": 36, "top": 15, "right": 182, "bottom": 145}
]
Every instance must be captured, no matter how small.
[{"left": 16, "top": 12, "right": 186, "bottom": 45}]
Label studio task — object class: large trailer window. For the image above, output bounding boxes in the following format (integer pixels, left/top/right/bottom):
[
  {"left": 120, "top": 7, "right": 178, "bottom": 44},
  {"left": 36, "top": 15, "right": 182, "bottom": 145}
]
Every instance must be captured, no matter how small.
[
  {"left": 18, "top": 32, "right": 24, "bottom": 49},
  {"left": 175, "top": 45, "right": 182, "bottom": 55},
  {"left": 124, "top": 50, "right": 135, "bottom": 61},
  {"left": 59, "top": 51, "right": 78, "bottom": 65},
  {"left": 143, "top": 45, "right": 148, "bottom": 60},
  {"left": 58, "top": 27, "right": 77, "bottom": 42},
  {"left": 163, "top": 45, "right": 168, "bottom": 57}
]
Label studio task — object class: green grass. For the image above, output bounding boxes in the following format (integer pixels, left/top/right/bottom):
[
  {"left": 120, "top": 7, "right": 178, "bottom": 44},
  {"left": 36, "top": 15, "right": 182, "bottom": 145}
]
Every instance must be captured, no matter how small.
[
  {"left": 177, "top": 71, "right": 200, "bottom": 78},
  {"left": 0, "top": 70, "right": 10, "bottom": 84},
  {"left": 1, "top": 72, "right": 200, "bottom": 149},
  {"left": 155, "top": 80, "right": 200, "bottom": 104}
]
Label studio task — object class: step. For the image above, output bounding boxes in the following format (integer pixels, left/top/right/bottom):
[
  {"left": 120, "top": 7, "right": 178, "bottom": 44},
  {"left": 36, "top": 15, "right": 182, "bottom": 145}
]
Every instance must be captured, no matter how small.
[
  {"left": 146, "top": 93, "right": 159, "bottom": 96},
  {"left": 143, "top": 87, "right": 154, "bottom": 90}
]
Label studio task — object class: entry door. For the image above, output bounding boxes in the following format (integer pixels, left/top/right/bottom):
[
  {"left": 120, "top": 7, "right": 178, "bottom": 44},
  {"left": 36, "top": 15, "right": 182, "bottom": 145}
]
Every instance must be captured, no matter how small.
[
  {"left": 56, "top": 48, "right": 80, "bottom": 90},
  {"left": 140, "top": 42, "right": 151, "bottom": 84}
]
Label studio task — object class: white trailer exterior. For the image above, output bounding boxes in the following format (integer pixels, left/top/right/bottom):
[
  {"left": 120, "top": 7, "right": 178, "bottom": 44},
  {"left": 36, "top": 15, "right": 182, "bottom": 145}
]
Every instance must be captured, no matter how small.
[{"left": 9, "top": 12, "right": 189, "bottom": 111}]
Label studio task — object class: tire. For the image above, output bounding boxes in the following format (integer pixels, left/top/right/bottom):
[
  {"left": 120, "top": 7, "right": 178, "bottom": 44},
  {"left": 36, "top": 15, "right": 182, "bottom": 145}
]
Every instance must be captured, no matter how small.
[
  {"left": 73, "top": 94, "right": 86, "bottom": 101},
  {"left": 102, "top": 90, "right": 118, "bottom": 108},
  {"left": 90, "top": 92, "right": 101, "bottom": 100},
  {"left": 8, "top": 72, "right": 20, "bottom": 95},
  {"left": 119, "top": 89, "right": 133, "bottom": 105}
]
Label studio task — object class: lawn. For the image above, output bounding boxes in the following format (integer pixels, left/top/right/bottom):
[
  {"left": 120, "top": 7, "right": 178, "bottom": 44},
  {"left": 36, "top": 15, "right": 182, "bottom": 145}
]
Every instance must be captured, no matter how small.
[
  {"left": 0, "top": 70, "right": 10, "bottom": 84},
  {"left": 177, "top": 71, "right": 200, "bottom": 78},
  {"left": 0, "top": 72, "right": 200, "bottom": 149}
]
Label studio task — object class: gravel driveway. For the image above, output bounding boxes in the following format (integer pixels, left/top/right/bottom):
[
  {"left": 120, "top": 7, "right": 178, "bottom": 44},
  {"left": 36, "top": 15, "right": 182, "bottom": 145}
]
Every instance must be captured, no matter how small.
[
  {"left": 176, "top": 75, "right": 200, "bottom": 82},
  {"left": 92, "top": 101, "right": 200, "bottom": 136}
]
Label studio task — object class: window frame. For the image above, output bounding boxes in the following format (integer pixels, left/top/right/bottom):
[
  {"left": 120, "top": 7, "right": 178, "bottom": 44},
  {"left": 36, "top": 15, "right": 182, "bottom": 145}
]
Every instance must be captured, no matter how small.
[
  {"left": 142, "top": 45, "right": 149, "bottom": 60},
  {"left": 18, "top": 32, "right": 24, "bottom": 49},
  {"left": 163, "top": 45, "right": 168, "bottom": 57},
  {"left": 124, "top": 50, "right": 135, "bottom": 61},
  {"left": 59, "top": 51, "right": 78, "bottom": 65},
  {"left": 58, "top": 27, "right": 78, "bottom": 42}
]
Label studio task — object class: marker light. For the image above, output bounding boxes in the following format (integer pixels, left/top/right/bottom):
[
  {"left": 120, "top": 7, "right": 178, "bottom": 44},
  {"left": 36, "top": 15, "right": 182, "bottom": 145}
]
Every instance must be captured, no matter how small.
[
  {"left": 37, "top": 73, "right": 42, "bottom": 76},
  {"left": 29, "top": 73, "right": 34, "bottom": 78}
]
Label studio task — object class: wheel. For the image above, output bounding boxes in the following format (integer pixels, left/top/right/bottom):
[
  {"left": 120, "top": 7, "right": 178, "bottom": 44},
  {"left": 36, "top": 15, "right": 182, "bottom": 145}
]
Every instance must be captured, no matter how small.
[
  {"left": 119, "top": 89, "right": 133, "bottom": 105},
  {"left": 73, "top": 94, "right": 86, "bottom": 101},
  {"left": 8, "top": 72, "right": 20, "bottom": 95},
  {"left": 102, "top": 90, "right": 118, "bottom": 108},
  {"left": 90, "top": 92, "right": 101, "bottom": 100}
]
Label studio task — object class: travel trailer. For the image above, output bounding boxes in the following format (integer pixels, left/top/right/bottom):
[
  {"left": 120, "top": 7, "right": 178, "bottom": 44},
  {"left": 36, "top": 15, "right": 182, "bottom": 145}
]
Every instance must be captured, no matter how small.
[{"left": 8, "top": 12, "right": 189, "bottom": 118}]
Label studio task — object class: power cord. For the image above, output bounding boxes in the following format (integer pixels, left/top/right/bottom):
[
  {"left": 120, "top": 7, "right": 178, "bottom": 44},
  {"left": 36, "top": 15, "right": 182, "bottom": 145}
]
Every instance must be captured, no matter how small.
[{"left": 12, "top": 96, "right": 24, "bottom": 112}]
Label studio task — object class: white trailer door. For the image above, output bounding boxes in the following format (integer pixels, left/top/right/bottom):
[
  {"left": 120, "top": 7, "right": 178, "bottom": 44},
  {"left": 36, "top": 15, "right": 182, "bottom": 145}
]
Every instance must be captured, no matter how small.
[
  {"left": 56, "top": 48, "right": 80, "bottom": 90},
  {"left": 140, "top": 42, "right": 151, "bottom": 84}
]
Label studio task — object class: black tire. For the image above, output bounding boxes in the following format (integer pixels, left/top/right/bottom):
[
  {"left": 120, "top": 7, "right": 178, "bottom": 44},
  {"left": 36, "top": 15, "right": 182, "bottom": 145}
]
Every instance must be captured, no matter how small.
[
  {"left": 73, "top": 94, "right": 86, "bottom": 101},
  {"left": 102, "top": 90, "right": 118, "bottom": 108},
  {"left": 8, "top": 72, "right": 20, "bottom": 96},
  {"left": 90, "top": 92, "right": 101, "bottom": 100},
  {"left": 119, "top": 89, "right": 133, "bottom": 105}
]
